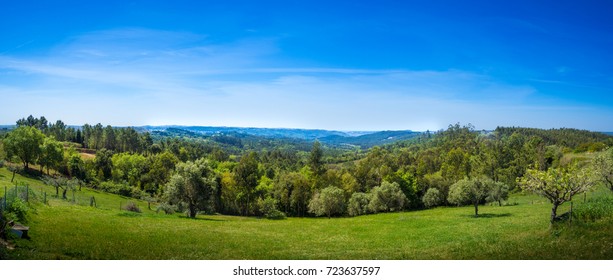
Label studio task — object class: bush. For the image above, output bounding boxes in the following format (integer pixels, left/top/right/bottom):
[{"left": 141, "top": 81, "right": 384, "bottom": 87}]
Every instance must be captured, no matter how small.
[
  {"left": 265, "top": 209, "right": 287, "bottom": 220},
  {"left": 156, "top": 202, "right": 177, "bottom": 215},
  {"left": 1, "top": 186, "right": 35, "bottom": 224},
  {"left": 257, "top": 197, "right": 286, "bottom": 219},
  {"left": 347, "top": 192, "right": 371, "bottom": 216},
  {"left": 308, "top": 186, "right": 346, "bottom": 218},
  {"left": 422, "top": 188, "right": 443, "bottom": 208},
  {"left": 1, "top": 198, "right": 29, "bottom": 225},
  {"left": 369, "top": 181, "right": 408, "bottom": 213},
  {"left": 573, "top": 196, "right": 613, "bottom": 222},
  {"left": 98, "top": 181, "right": 132, "bottom": 197},
  {"left": 123, "top": 201, "right": 142, "bottom": 213}
]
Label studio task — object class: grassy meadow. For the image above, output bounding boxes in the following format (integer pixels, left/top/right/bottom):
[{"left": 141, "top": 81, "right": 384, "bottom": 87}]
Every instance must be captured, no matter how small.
[{"left": 2, "top": 167, "right": 613, "bottom": 260}]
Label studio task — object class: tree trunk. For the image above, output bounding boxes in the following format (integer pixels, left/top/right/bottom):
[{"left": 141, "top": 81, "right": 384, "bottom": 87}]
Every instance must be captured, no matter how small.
[
  {"left": 11, "top": 170, "right": 16, "bottom": 182},
  {"left": 498, "top": 200, "right": 502, "bottom": 207},
  {"left": 550, "top": 202, "right": 559, "bottom": 224},
  {"left": 474, "top": 201, "right": 479, "bottom": 217},
  {"left": 189, "top": 203, "right": 197, "bottom": 218},
  {"left": 62, "top": 188, "right": 68, "bottom": 200}
]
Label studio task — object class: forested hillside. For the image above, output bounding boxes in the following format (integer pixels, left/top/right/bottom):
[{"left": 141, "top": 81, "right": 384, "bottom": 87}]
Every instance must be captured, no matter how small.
[{"left": 1, "top": 116, "right": 612, "bottom": 221}]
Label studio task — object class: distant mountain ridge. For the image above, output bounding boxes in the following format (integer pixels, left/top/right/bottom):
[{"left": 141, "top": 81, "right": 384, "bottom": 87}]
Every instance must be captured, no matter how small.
[{"left": 142, "top": 125, "right": 420, "bottom": 148}]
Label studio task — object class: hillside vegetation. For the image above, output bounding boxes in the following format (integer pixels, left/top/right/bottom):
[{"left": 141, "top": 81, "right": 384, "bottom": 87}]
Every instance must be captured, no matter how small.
[
  {"left": 2, "top": 167, "right": 613, "bottom": 259},
  {"left": 2, "top": 116, "right": 613, "bottom": 259}
]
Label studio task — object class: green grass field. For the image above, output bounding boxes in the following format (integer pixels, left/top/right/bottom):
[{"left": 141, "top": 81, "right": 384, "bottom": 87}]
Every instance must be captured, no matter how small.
[{"left": 2, "top": 167, "right": 613, "bottom": 260}]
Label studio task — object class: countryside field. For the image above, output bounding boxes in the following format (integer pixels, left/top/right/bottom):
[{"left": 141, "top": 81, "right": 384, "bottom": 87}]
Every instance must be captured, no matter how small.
[{"left": 3, "top": 167, "right": 612, "bottom": 260}]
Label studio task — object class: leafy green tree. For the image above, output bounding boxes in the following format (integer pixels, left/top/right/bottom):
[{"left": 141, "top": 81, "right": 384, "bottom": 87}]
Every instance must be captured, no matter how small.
[
  {"left": 441, "top": 148, "right": 471, "bottom": 181},
  {"left": 448, "top": 177, "right": 493, "bottom": 216},
  {"left": 94, "top": 148, "right": 114, "bottom": 180},
  {"left": 164, "top": 159, "right": 217, "bottom": 218},
  {"left": 308, "top": 186, "right": 345, "bottom": 218},
  {"left": 309, "top": 140, "right": 326, "bottom": 178},
  {"left": 111, "top": 152, "right": 147, "bottom": 187},
  {"left": 347, "top": 192, "right": 371, "bottom": 216},
  {"left": 147, "top": 151, "right": 179, "bottom": 194},
  {"left": 16, "top": 115, "right": 48, "bottom": 130},
  {"left": 368, "top": 181, "right": 407, "bottom": 213},
  {"left": 256, "top": 197, "right": 286, "bottom": 219},
  {"left": 39, "top": 137, "right": 64, "bottom": 175},
  {"left": 487, "top": 181, "right": 510, "bottom": 206},
  {"left": 519, "top": 164, "right": 594, "bottom": 223},
  {"left": 103, "top": 125, "right": 116, "bottom": 151},
  {"left": 3, "top": 126, "right": 45, "bottom": 169},
  {"left": 66, "top": 150, "right": 85, "bottom": 180},
  {"left": 234, "top": 152, "right": 260, "bottom": 215},
  {"left": 341, "top": 171, "right": 359, "bottom": 195},
  {"left": 273, "top": 171, "right": 311, "bottom": 216},
  {"left": 593, "top": 149, "right": 613, "bottom": 192},
  {"left": 422, "top": 188, "right": 443, "bottom": 208}
]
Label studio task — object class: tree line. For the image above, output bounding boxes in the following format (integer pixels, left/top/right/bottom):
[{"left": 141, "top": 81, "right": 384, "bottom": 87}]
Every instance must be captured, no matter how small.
[{"left": 2, "top": 117, "right": 612, "bottom": 223}]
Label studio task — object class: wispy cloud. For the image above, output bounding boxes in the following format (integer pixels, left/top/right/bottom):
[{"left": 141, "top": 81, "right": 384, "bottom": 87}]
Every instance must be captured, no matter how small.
[{"left": 1, "top": 28, "right": 609, "bottom": 131}]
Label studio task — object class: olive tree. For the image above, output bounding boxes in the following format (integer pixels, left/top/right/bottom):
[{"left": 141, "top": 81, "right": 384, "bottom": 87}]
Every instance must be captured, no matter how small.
[
  {"left": 164, "top": 159, "right": 217, "bottom": 218},
  {"left": 308, "top": 186, "right": 345, "bottom": 218},
  {"left": 519, "top": 164, "right": 594, "bottom": 223},
  {"left": 592, "top": 149, "right": 613, "bottom": 192},
  {"left": 422, "top": 187, "right": 444, "bottom": 208},
  {"left": 368, "top": 181, "right": 408, "bottom": 213},
  {"left": 347, "top": 192, "right": 371, "bottom": 216},
  {"left": 448, "top": 177, "right": 493, "bottom": 217},
  {"left": 487, "top": 181, "right": 510, "bottom": 206}
]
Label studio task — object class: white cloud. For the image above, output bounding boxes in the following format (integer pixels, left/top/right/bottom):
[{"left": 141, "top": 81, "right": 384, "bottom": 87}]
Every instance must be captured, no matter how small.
[{"left": 1, "top": 28, "right": 610, "bottom": 131}]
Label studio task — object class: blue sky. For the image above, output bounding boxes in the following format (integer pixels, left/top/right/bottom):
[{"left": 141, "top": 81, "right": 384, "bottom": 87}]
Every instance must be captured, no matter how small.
[{"left": 1, "top": 0, "right": 612, "bottom": 131}]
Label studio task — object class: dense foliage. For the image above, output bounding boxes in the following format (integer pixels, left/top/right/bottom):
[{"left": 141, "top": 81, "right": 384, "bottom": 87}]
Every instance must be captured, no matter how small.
[{"left": 1, "top": 116, "right": 611, "bottom": 221}]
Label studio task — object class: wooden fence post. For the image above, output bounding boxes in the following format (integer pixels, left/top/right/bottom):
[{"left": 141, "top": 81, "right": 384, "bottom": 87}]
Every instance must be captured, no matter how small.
[{"left": 569, "top": 201, "right": 573, "bottom": 226}]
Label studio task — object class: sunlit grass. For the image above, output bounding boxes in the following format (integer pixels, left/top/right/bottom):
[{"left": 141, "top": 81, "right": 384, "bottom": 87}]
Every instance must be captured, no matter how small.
[{"left": 2, "top": 167, "right": 613, "bottom": 260}]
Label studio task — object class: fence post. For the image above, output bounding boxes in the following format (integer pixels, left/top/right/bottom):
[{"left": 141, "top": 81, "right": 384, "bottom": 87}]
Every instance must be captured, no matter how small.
[{"left": 569, "top": 201, "right": 573, "bottom": 226}]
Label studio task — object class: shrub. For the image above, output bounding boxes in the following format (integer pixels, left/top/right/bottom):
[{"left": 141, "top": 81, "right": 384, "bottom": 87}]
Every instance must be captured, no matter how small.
[
  {"left": 98, "top": 181, "right": 132, "bottom": 197},
  {"left": 1, "top": 186, "right": 35, "bottom": 224},
  {"left": 123, "top": 201, "right": 142, "bottom": 213},
  {"left": 369, "top": 181, "right": 408, "bottom": 213},
  {"left": 308, "top": 186, "right": 346, "bottom": 218},
  {"left": 156, "top": 202, "right": 177, "bottom": 215},
  {"left": 573, "top": 196, "right": 613, "bottom": 222},
  {"left": 265, "top": 209, "right": 287, "bottom": 220},
  {"left": 347, "top": 192, "right": 371, "bottom": 216},
  {"left": 257, "top": 197, "right": 286, "bottom": 219},
  {"left": 486, "top": 182, "right": 510, "bottom": 206},
  {"left": 422, "top": 188, "right": 443, "bottom": 208},
  {"left": 2, "top": 198, "right": 30, "bottom": 224}
]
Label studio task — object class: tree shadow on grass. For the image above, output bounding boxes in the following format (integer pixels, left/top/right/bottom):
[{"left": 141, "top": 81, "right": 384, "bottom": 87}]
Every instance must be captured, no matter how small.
[
  {"left": 464, "top": 213, "right": 512, "bottom": 219},
  {"left": 177, "top": 216, "right": 228, "bottom": 222}
]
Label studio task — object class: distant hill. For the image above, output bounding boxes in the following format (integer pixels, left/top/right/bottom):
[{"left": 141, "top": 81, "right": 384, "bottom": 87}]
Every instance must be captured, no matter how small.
[
  {"left": 144, "top": 126, "right": 420, "bottom": 149},
  {"left": 319, "top": 130, "right": 422, "bottom": 148}
]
